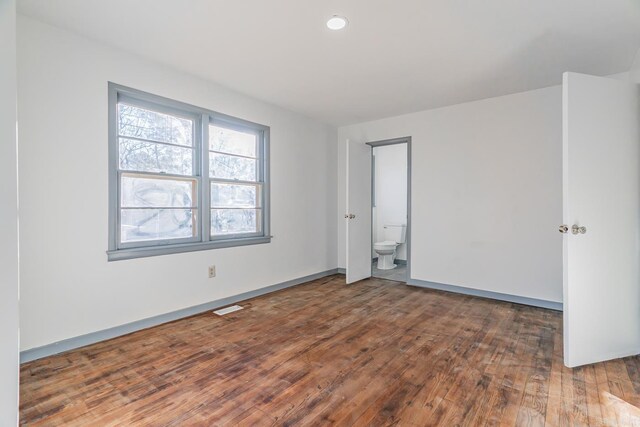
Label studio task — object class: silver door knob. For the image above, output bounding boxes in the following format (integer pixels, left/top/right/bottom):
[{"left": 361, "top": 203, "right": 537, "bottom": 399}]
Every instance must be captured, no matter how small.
[
  {"left": 572, "top": 224, "right": 586, "bottom": 235},
  {"left": 559, "top": 225, "right": 569, "bottom": 233}
]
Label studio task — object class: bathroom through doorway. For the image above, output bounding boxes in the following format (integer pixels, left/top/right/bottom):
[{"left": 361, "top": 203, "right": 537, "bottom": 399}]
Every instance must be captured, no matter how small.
[{"left": 368, "top": 138, "right": 410, "bottom": 283}]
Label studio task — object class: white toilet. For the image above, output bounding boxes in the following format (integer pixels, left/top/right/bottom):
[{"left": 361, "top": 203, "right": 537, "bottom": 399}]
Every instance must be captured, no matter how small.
[{"left": 373, "top": 224, "right": 407, "bottom": 270}]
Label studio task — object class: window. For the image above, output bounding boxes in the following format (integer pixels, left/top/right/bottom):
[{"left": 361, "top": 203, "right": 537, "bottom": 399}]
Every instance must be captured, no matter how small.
[{"left": 108, "top": 83, "right": 270, "bottom": 261}]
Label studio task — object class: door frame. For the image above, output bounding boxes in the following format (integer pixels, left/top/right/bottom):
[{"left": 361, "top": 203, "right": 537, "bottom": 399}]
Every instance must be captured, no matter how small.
[{"left": 366, "top": 137, "right": 412, "bottom": 282}]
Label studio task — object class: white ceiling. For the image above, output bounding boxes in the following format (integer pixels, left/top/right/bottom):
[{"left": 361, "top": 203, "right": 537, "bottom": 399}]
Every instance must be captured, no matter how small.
[{"left": 18, "top": 0, "right": 640, "bottom": 126}]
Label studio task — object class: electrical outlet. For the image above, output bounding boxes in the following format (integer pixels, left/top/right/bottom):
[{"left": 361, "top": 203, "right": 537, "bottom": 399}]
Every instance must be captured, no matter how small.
[{"left": 208, "top": 265, "right": 216, "bottom": 278}]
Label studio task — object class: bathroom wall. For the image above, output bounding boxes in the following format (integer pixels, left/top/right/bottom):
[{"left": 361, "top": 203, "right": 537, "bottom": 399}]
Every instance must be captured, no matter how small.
[{"left": 373, "top": 144, "right": 408, "bottom": 261}]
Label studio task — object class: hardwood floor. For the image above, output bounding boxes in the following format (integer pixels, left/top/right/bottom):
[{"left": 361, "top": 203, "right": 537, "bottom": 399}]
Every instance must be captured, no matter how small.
[{"left": 20, "top": 275, "right": 640, "bottom": 426}]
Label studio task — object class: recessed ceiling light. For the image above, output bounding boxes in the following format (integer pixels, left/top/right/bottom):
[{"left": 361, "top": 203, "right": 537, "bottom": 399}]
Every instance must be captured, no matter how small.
[{"left": 327, "top": 15, "right": 348, "bottom": 31}]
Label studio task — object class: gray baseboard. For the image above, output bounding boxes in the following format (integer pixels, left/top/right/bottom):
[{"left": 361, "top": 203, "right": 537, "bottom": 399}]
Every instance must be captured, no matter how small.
[
  {"left": 407, "top": 278, "right": 562, "bottom": 311},
  {"left": 21, "top": 268, "right": 341, "bottom": 363},
  {"left": 337, "top": 268, "right": 346, "bottom": 274},
  {"left": 371, "top": 257, "right": 407, "bottom": 265}
]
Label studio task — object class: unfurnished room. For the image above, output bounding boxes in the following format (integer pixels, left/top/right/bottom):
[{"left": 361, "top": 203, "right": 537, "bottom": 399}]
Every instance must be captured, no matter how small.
[{"left": 2, "top": 1, "right": 640, "bottom": 425}]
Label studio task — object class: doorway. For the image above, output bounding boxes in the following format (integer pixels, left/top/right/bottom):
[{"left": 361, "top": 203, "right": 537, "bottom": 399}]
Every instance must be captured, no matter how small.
[
  {"left": 368, "top": 138, "right": 410, "bottom": 283},
  {"left": 345, "top": 136, "right": 411, "bottom": 284}
]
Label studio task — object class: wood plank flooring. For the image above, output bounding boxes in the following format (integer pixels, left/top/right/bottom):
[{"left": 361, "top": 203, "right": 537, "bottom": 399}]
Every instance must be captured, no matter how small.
[{"left": 20, "top": 275, "right": 640, "bottom": 426}]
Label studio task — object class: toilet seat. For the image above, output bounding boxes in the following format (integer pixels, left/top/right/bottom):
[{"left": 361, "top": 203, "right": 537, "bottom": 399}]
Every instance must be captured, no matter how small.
[
  {"left": 373, "top": 240, "right": 398, "bottom": 250},
  {"left": 373, "top": 241, "right": 399, "bottom": 270}
]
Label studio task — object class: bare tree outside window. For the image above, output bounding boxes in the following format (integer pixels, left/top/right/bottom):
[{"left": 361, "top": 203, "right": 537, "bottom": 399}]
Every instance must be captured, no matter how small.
[
  {"left": 108, "top": 84, "right": 270, "bottom": 260},
  {"left": 117, "top": 104, "right": 197, "bottom": 242}
]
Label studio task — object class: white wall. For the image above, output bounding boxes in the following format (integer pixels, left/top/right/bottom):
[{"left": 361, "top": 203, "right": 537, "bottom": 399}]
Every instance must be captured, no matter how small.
[
  {"left": 609, "top": 49, "right": 640, "bottom": 83},
  {"left": 631, "top": 49, "right": 640, "bottom": 83},
  {"left": 17, "top": 16, "right": 337, "bottom": 351},
  {"left": 0, "top": 0, "right": 19, "bottom": 423},
  {"left": 338, "top": 86, "right": 563, "bottom": 303},
  {"left": 373, "top": 144, "right": 407, "bottom": 260}
]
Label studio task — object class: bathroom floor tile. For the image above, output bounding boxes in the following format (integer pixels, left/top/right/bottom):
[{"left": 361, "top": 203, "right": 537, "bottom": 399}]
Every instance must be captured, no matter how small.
[{"left": 372, "top": 261, "right": 407, "bottom": 282}]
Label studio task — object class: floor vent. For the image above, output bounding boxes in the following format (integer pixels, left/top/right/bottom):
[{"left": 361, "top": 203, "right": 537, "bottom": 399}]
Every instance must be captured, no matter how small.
[{"left": 213, "top": 305, "right": 244, "bottom": 316}]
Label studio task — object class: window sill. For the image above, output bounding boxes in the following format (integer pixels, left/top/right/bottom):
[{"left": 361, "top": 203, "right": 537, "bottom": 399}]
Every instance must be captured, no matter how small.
[{"left": 107, "top": 236, "right": 272, "bottom": 261}]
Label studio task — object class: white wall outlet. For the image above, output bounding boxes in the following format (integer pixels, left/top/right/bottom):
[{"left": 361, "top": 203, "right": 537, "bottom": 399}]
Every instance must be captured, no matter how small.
[{"left": 208, "top": 265, "right": 216, "bottom": 278}]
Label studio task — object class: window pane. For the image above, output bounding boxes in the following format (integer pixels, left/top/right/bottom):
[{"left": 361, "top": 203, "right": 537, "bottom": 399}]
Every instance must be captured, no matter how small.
[
  {"left": 211, "top": 209, "right": 260, "bottom": 235},
  {"left": 210, "top": 183, "right": 258, "bottom": 208},
  {"left": 209, "top": 125, "right": 257, "bottom": 157},
  {"left": 118, "top": 103, "right": 193, "bottom": 146},
  {"left": 210, "top": 152, "right": 256, "bottom": 181},
  {"left": 119, "top": 138, "right": 193, "bottom": 175},
  {"left": 121, "top": 174, "right": 197, "bottom": 208},
  {"left": 121, "top": 209, "right": 195, "bottom": 242}
]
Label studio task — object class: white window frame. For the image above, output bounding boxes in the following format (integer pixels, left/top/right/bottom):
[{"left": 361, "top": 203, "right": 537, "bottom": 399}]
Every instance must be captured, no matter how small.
[{"left": 107, "top": 83, "right": 270, "bottom": 261}]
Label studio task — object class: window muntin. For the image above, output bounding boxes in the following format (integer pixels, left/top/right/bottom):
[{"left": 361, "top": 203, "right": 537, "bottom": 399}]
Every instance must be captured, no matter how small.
[
  {"left": 210, "top": 182, "right": 259, "bottom": 208},
  {"left": 109, "top": 84, "right": 270, "bottom": 260},
  {"left": 118, "top": 103, "right": 193, "bottom": 147},
  {"left": 119, "top": 138, "right": 194, "bottom": 176},
  {"left": 209, "top": 125, "right": 257, "bottom": 157},
  {"left": 209, "top": 152, "right": 257, "bottom": 181},
  {"left": 211, "top": 209, "right": 261, "bottom": 235}
]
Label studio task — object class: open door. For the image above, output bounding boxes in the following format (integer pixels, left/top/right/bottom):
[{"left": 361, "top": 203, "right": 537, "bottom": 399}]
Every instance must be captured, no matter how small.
[
  {"left": 346, "top": 139, "right": 372, "bottom": 284},
  {"left": 562, "top": 72, "right": 640, "bottom": 367}
]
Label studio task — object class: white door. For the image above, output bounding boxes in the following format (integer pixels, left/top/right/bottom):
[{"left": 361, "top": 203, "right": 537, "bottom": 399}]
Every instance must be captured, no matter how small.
[
  {"left": 562, "top": 72, "right": 640, "bottom": 367},
  {"left": 346, "top": 139, "right": 372, "bottom": 284}
]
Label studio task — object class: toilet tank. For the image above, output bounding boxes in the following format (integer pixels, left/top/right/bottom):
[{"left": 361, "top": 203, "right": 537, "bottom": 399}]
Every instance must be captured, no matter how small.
[{"left": 383, "top": 224, "right": 406, "bottom": 243}]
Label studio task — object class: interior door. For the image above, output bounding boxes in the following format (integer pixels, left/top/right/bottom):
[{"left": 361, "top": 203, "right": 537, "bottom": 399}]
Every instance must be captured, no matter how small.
[
  {"left": 562, "top": 72, "right": 640, "bottom": 367},
  {"left": 346, "top": 139, "right": 372, "bottom": 284}
]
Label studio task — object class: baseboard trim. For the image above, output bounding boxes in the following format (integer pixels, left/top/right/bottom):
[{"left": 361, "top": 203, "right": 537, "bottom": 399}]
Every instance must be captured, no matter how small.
[
  {"left": 406, "top": 278, "right": 563, "bottom": 311},
  {"left": 337, "top": 268, "right": 346, "bottom": 274},
  {"left": 371, "top": 257, "right": 407, "bottom": 265},
  {"left": 21, "top": 268, "right": 341, "bottom": 363}
]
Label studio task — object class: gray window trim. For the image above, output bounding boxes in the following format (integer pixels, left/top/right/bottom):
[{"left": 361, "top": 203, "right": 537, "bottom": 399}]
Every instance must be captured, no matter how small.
[{"left": 107, "top": 82, "right": 271, "bottom": 261}]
